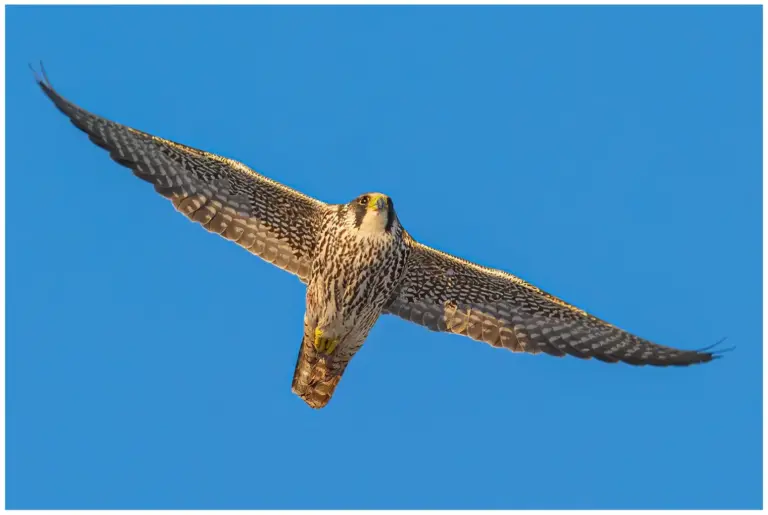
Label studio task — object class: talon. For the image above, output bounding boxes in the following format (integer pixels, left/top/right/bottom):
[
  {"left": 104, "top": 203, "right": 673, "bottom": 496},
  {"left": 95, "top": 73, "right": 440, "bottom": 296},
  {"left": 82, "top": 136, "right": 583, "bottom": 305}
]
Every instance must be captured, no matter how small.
[{"left": 313, "top": 328, "right": 339, "bottom": 355}]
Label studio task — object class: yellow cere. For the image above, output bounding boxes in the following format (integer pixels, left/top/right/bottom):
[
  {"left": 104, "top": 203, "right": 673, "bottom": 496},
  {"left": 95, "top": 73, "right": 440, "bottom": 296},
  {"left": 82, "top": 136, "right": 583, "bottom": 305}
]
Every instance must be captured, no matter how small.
[{"left": 367, "top": 194, "right": 385, "bottom": 210}]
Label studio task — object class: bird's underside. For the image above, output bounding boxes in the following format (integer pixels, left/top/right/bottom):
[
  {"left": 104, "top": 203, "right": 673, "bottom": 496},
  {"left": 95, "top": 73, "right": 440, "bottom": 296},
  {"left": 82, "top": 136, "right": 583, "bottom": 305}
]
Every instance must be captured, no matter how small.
[{"left": 35, "top": 66, "right": 726, "bottom": 410}]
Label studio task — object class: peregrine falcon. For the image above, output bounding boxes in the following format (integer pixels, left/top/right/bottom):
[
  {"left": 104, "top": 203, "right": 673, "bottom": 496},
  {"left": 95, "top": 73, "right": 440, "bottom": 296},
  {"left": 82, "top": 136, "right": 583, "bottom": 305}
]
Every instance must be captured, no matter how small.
[{"left": 35, "top": 69, "right": 725, "bottom": 409}]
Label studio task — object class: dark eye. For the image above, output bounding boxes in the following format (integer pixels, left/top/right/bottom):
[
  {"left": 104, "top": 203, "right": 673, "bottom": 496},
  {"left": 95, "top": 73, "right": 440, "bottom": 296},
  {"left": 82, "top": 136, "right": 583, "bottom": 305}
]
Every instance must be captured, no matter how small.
[{"left": 358, "top": 196, "right": 369, "bottom": 205}]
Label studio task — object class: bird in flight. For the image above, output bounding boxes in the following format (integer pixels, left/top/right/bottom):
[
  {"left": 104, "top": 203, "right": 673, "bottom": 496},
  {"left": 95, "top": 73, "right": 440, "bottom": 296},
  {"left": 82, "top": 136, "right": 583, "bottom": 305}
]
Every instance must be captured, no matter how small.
[{"left": 35, "top": 66, "right": 725, "bottom": 409}]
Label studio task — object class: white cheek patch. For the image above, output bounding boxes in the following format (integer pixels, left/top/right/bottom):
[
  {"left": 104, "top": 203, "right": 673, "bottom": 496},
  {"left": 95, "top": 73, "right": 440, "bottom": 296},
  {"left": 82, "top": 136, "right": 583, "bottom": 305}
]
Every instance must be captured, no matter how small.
[{"left": 358, "top": 211, "right": 388, "bottom": 235}]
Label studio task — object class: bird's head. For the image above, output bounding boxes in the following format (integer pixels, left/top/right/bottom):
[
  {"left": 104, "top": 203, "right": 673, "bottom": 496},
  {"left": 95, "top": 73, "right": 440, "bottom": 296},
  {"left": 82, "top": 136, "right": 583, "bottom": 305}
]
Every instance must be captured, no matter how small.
[{"left": 347, "top": 192, "right": 398, "bottom": 235}]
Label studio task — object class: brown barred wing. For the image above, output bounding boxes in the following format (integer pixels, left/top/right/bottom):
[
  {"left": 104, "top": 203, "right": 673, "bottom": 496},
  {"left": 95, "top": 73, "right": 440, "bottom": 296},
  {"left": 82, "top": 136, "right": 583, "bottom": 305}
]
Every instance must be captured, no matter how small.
[
  {"left": 37, "top": 74, "right": 326, "bottom": 282},
  {"left": 384, "top": 239, "right": 719, "bottom": 366}
]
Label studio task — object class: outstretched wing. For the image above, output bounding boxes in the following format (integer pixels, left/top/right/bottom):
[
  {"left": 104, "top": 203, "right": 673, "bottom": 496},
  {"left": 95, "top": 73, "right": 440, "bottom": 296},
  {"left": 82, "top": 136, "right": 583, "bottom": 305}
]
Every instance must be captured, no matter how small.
[
  {"left": 37, "top": 72, "right": 326, "bottom": 282},
  {"left": 385, "top": 237, "right": 720, "bottom": 366}
]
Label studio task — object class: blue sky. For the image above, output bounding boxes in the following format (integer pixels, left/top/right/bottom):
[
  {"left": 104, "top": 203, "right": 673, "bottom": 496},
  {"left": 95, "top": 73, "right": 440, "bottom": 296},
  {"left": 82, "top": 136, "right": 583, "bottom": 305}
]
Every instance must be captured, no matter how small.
[{"left": 6, "top": 5, "right": 762, "bottom": 509}]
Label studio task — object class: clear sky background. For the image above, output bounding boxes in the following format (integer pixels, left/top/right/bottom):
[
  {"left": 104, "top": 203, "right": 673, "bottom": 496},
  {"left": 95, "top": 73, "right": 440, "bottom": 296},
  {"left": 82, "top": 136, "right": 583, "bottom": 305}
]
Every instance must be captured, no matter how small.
[{"left": 6, "top": 5, "right": 762, "bottom": 510}]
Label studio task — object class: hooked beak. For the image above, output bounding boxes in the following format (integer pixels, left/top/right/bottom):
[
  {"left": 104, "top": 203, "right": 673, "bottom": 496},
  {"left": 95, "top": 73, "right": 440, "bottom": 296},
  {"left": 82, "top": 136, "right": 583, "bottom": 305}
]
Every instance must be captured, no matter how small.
[{"left": 367, "top": 194, "right": 387, "bottom": 212}]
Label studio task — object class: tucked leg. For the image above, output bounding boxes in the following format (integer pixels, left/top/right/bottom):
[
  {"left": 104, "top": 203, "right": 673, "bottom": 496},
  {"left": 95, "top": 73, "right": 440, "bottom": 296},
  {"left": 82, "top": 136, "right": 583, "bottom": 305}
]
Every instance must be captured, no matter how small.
[{"left": 313, "top": 327, "right": 339, "bottom": 355}]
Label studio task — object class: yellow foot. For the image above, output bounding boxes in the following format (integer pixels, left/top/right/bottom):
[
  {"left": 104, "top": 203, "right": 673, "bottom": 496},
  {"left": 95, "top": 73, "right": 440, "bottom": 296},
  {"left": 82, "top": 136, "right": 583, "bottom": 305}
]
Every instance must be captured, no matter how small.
[{"left": 314, "top": 328, "right": 339, "bottom": 355}]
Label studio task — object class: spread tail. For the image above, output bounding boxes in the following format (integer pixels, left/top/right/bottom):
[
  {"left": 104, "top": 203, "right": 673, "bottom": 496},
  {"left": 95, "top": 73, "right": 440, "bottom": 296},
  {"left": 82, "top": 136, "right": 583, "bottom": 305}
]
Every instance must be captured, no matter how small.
[{"left": 291, "top": 325, "right": 346, "bottom": 409}]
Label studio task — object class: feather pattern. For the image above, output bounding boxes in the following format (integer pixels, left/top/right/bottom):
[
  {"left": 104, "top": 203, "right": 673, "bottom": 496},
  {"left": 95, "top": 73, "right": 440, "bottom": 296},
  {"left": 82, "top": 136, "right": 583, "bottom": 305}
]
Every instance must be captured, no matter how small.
[
  {"left": 36, "top": 68, "right": 722, "bottom": 410},
  {"left": 385, "top": 237, "right": 719, "bottom": 366},
  {"left": 36, "top": 75, "right": 325, "bottom": 282}
]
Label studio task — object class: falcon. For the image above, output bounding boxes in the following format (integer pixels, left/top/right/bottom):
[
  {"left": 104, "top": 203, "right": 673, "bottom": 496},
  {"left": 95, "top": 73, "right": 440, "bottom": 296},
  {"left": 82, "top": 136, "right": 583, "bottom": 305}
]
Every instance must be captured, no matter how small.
[{"left": 35, "top": 68, "right": 725, "bottom": 409}]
